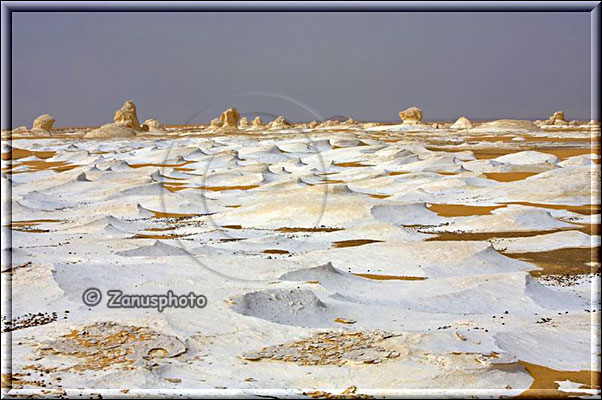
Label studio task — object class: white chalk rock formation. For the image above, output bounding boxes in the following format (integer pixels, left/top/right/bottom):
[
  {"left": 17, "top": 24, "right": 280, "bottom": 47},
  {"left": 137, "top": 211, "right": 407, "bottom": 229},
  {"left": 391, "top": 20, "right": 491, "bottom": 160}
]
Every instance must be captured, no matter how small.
[
  {"left": 141, "top": 119, "right": 166, "bottom": 132},
  {"left": 12, "top": 126, "right": 29, "bottom": 134},
  {"left": 84, "top": 123, "right": 136, "bottom": 139},
  {"left": 250, "top": 116, "right": 264, "bottom": 130},
  {"left": 318, "top": 120, "right": 342, "bottom": 128},
  {"left": 543, "top": 111, "right": 568, "bottom": 126},
  {"left": 450, "top": 116, "right": 474, "bottom": 130},
  {"left": 32, "top": 114, "right": 55, "bottom": 131},
  {"left": 268, "top": 116, "right": 292, "bottom": 130},
  {"left": 399, "top": 107, "right": 423, "bottom": 124},
  {"left": 239, "top": 116, "right": 249, "bottom": 128},
  {"left": 209, "top": 118, "right": 222, "bottom": 130},
  {"left": 113, "top": 100, "right": 142, "bottom": 131},
  {"left": 469, "top": 119, "right": 540, "bottom": 133},
  {"left": 220, "top": 107, "right": 240, "bottom": 130}
]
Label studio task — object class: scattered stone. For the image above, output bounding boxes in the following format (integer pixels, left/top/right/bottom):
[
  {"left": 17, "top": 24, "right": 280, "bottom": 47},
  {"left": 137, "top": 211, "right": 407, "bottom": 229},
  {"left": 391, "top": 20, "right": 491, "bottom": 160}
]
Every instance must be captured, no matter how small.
[
  {"left": 334, "top": 317, "right": 357, "bottom": 325},
  {"left": 39, "top": 322, "right": 186, "bottom": 371},
  {"left": 303, "top": 385, "right": 374, "bottom": 399},
  {"left": 1, "top": 311, "right": 64, "bottom": 332},
  {"left": 241, "top": 331, "right": 400, "bottom": 366}
]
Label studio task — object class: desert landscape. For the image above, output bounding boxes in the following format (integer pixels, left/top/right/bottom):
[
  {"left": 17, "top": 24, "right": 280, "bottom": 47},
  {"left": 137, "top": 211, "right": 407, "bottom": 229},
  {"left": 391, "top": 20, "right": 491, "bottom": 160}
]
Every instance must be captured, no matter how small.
[{"left": 1, "top": 100, "right": 600, "bottom": 398}]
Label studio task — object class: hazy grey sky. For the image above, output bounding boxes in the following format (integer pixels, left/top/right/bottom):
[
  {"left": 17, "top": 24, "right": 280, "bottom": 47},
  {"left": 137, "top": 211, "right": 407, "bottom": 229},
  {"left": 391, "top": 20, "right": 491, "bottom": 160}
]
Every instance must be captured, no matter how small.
[{"left": 11, "top": 11, "right": 592, "bottom": 127}]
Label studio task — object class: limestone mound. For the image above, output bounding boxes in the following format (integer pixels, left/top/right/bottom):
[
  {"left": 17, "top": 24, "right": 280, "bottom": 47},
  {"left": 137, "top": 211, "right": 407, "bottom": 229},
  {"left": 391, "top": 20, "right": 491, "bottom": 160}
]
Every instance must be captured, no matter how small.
[
  {"left": 84, "top": 123, "right": 137, "bottom": 139},
  {"left": 141, "top": 119, "right": 166, "bottom": 132},
  {"left": 450, "top": 116, "right": 474, "bottom": 130},
  {"left": 470, "top": 119, "right": 540, "bottom": 133}
]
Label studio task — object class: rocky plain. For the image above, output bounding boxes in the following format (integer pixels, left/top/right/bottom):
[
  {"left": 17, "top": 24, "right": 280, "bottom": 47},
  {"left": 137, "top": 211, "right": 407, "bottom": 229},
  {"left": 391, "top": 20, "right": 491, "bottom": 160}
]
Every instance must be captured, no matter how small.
[{"left": 1, "top": 101, "right": 601, "bottom": 398}]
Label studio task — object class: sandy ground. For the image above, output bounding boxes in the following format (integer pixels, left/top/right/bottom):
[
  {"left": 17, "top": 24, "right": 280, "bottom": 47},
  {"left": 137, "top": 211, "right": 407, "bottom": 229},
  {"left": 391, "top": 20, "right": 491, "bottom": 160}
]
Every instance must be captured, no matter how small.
[{"left": 1, "top": 123, "right": 601, "bottom": 398}]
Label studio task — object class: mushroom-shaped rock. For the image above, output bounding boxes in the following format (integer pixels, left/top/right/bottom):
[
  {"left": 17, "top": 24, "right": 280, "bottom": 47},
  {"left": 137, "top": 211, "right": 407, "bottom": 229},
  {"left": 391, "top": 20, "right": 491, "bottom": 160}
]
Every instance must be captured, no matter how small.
[
  {"left": 114, "top": 100, "right": 142, "bottom": 131},
  {"left": 220, "top": 108, "right": 240, "bottom": 129},
  {"left": 142, "top": 119, "right": 166, "bottom": 132},
  {"left": 32, "top": 114, "right": 55, "bottom": 132},
  {"left": 239, "top": 116, "right": 249, "bottom": 128},
  {"left": 399, "top": 107, "right": 423, "bottom": 124},
  {"left": 450, "top": 116, "right": 474, "bottom": 130},
  {"left": 268, "top": 116, "right": 293, "bottom": 130}
]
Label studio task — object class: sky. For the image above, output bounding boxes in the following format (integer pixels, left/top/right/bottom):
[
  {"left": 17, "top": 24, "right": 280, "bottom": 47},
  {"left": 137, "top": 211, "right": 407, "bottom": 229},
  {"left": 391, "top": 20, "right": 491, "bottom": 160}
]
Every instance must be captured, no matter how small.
[{"left": 10, "top": 11, "right": 593, "bottom": 128}]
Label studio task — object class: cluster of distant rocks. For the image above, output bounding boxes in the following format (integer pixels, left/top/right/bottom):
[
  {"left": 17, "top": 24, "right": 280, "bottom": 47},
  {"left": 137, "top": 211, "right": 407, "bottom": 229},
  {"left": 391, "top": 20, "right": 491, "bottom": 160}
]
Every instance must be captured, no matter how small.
[
  {"left": 85, "top": 100, "right": 167, "bottom": 138},
  {"left": 4, "top": 101, "right": 601, "bottom": 138},
  {"left": 534, "top": 111, "right": 585, "bottom": 127}
]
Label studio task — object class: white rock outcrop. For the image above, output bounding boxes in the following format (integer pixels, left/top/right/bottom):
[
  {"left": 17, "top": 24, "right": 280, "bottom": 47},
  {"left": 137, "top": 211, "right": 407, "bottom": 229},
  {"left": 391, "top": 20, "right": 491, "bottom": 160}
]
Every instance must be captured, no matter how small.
[
  {"left": 113, "top": 100, "right": 142, "bottom": 131},
  {"left": 450, "top": 116, "right": 473, "bottom": 130},
  {"left": 12, "top": 126, "right": 29, "bottom": 134},
  {"left": 399, "top": 107, "right": 423, "bottom": 125},
  {"left": 267, "top": 116, "right": 292, "bottom": 130},
  {"left": 543, "top": 111, "right": 568, "bottom": 126},
  {"left": 469, "top": 119, "right": 540, "bottom": 133},
  {"left": 220, "top": 108, "right": 240, "bottom": 130},
  {"left": 84, "top": 123, "right": 137, "bottom": 139},
  {"left": 32, "top": 114, "right": 55, "bottom": 131},
  {"left": 141, "top": 119, "right": 166, "bottom": 132}
]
